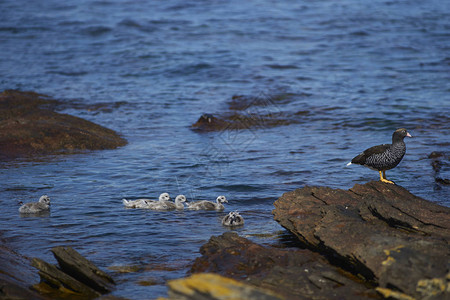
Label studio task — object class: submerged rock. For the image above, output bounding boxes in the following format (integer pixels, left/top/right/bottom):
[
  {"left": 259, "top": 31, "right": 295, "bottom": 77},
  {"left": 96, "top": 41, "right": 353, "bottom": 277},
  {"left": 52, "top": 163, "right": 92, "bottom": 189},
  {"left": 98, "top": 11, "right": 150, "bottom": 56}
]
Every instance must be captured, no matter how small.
[
  {"left": 190, "top": 93, "right": 305, "bottom": 132},
  {"left": 428, "top": 151, "right": 449, "bottom": 186},
  {"left": 189, "top": 232, "right": 379, "bottom": 299},
  {"left": 0, "top": 90, "right": 127, "bottom": 159},
  {"left": 273, "top": 181, "right": 450, "bottom": 300}
]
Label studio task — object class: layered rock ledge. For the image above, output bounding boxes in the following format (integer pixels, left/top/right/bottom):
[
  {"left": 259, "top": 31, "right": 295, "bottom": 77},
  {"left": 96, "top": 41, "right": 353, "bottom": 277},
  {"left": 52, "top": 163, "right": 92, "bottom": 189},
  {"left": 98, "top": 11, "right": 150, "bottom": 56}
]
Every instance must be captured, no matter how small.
[
  {"left": 165, "top": 182, "right": 449, "bottom": 300},
  {"left": 0, "top": 90, "right": 127, "bottom": 159},
  {"left": 273, "top": 181, "right": 450, "bottom": 300},
  {"left": 188, "top": 231, "right": 379, "bottom": 299}
]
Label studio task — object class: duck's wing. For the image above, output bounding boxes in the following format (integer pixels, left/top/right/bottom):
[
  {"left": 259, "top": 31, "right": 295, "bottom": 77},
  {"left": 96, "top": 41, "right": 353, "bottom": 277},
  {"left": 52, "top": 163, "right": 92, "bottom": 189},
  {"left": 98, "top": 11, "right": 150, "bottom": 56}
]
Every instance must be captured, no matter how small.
[
  {"left": 351, "top": 144, "right": 390, "bottom": 165},
  {"left": 19, "top": 203, "right": 33, "bottom": 213},
  {"left": 148, "top": 200, "right": 175, "bottom": 210},
  {"left": 19, "top": 202, "right": 47, "bottom": 213}
]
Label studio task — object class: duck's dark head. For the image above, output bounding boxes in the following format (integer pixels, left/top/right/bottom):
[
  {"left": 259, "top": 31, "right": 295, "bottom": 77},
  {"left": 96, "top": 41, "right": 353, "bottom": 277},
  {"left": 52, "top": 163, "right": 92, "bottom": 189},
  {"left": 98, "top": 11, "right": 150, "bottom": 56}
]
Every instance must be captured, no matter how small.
[{"left": 393, "top": 128, "right": 412, "bottom": 142}]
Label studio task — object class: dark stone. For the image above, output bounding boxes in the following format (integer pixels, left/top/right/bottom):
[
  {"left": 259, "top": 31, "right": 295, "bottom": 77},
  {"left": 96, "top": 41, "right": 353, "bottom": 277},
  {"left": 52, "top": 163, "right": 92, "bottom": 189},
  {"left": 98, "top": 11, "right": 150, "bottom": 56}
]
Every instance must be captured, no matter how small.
[
  {"left": 428, "top": 151, "right": 445, "bottom": 159},
  {"left": 0, "top": 90, "right": 127, "bottom": 159},
  {"left": 190, "top": 232, "right": 379, "bottom": 300},
  {"left": 436, "top": 178, "right": 450, "bottom": 185},
  {"left": 428, "top": 151, "right": 449, "bottom": 186},
  {"left": 190, "top": 93, "right": 305, "bottom": 132},
  {"left": 191, "top": 113, "right": 230, "bottom": 132},
  {"left": 273, "top": 181, "right": 450, "bottom": 299},
  {"left": 0, "top": 240, "right": 46, "bottom": 300},
  {"left": 51, "top": 246, "right": 115, "bottom": 293},
  {"left": 31, "top": 258, "right": 100, "bottom": 298},
  {"left": 30, "top": 246, "right": 115, "bottom": 299}
]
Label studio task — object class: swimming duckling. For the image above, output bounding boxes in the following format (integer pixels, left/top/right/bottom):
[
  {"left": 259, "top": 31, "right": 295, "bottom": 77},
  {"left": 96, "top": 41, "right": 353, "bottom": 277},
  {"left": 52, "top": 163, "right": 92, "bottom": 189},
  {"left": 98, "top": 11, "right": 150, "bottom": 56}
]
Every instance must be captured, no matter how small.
[
  {"left": 122, "top": 192, "right": 170, "bottom": 208},
  {"left": 19, "top": 195, "right": 51, "bottom": 214},
  {"left": 222, "top": 211, "right": 244, "bottom": 227},
  {"left": 147, "top": 194, "right": 187, "bottom": 210},
  {"left": 187, "top": 195, "right": 228, "bottom": 211}
]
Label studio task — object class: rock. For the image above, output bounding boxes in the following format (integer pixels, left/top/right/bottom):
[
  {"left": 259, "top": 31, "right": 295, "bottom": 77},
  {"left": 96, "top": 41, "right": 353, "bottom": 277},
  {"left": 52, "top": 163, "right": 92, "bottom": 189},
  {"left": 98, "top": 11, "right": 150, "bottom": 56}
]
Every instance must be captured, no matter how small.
[
  {"left": 428, "top": 151, "right": 449, "bottom": 186},
  {"left": 51, "top": 246, "right": 115, "bottom": 293},
  {"left": 162, "top": 273, "right": 283, "bottom": 300},
  {"left": 190, "top": 93, "right": 304, "bottom": 132},
  {"left": 190, "top": 232, "right": 379, "bottom": 299},
  {"left": 0, "top": 240, "right": 46, "bottom": 300},
  {"left": 0, "top": 90, "right": 127, "bottom": 159},
  {"left": 31, "top": 258, "right": 101, "bottom": 298},
  {"left": 273, "top": 181, "right": 450, "bottom": 300},
  {"left": 31, "top": 246, "right": 115, "bottom": 299},
  {"left": 191, "top": 113, "right": 230, "bottom": 132}
]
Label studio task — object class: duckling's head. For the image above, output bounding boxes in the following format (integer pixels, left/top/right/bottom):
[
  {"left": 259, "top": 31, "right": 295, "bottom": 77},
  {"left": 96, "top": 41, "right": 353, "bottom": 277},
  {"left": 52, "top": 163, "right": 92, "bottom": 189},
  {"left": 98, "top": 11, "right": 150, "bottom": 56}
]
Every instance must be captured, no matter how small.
[
  {"left": 39, "top": 195, "right": 50, "bottom": 205},
  {"left": 175, "top": 195, "right": 187, "bottom": 203},
  {"left": 217, "top": 195, "right": 228, "bottom": 203},
  {"left": 159, "top": 192, "right": 171, "bottom": 201}
]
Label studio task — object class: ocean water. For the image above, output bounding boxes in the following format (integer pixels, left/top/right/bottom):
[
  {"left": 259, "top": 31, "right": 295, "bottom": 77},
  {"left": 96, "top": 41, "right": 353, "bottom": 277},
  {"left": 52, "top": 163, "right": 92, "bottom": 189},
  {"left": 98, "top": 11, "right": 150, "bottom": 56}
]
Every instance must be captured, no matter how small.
[{"left": 0, "top": 0, "right": 449, "bottom": 298}]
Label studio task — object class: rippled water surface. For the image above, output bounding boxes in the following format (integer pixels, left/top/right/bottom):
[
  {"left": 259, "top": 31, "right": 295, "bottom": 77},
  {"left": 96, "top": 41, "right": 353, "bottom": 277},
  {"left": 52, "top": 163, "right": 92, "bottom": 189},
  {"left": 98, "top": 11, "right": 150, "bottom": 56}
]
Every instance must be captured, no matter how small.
[{"left": 1, "top": 0, "right": 449, "bottom": 298}]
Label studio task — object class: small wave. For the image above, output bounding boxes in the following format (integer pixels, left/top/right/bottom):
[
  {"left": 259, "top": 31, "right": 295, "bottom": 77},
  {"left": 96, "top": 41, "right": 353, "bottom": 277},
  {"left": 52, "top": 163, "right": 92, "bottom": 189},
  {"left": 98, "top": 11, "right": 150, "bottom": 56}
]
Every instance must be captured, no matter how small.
[{"left": 81, "top": 25, "right": 112, "bottom": 37}]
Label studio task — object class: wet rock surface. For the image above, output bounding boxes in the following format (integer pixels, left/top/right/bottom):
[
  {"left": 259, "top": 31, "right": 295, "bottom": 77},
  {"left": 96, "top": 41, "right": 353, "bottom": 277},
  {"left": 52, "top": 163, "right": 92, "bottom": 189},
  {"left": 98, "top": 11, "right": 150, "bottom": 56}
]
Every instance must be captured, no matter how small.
[
  {"left": 191, "top": 93, "right": 306, "bottom": 132},
  {"left": 429, "top": 151, "right": 450, "bottom": 186},
  {"left": 0, "top": 235, "right": 46, "bottom": 300},
  {"left": 273, "top": 181, "right": 450, "bottom": 300},
  {"left": 162, "top": 273, "right": 283, "bottom": 300},
  {"left": 31, "top": 246, "right": 115, "bottom": 299},
  {"left": 190, "top": 232, "right": 379, "bottom": 299},
  {"left": 0, "top": 90, "right": 127, "bottom": 159}
]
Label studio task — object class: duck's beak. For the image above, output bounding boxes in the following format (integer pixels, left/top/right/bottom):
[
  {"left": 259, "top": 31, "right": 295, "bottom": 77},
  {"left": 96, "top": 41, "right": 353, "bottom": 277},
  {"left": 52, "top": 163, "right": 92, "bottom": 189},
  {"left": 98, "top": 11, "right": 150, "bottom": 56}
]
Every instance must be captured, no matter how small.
[{"left": 406, "top": 132, "right": 412, "bottom": 138}]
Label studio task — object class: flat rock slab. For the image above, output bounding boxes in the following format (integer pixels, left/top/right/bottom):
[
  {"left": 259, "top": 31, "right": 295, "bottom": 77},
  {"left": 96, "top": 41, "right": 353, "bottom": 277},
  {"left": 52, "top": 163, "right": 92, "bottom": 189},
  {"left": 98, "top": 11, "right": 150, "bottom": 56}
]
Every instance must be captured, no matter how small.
[
  {"left": 273, "top": 181, "right": 450, "bottom": 300},
  {"left": 0, "top": 90, "right": 127, "bottom": 159},
  {"left": 163, "top": 273, "right": 283, "bottom": 300},
  {"left": 51, "top": 246, "right": 115, "bottom": 293},
  {"left": 31, "top": 257, "right": 100, "bottom": 298},
  {"left": 190, "top": 232, "right": 379, "bottom": 300},
  {"left": 31, "top": 246, "right": 115, "bottom": 299}
]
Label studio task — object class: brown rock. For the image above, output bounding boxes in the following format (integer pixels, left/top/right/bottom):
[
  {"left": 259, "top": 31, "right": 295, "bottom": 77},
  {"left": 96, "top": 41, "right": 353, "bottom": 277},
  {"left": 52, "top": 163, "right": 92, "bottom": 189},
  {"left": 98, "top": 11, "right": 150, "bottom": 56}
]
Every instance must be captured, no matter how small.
[
  {"left": 273, "top": 181, "right": 450, "bottom": 299},
  {"left": 51, "top": 246, "right": 115, "bottom": 293},
  {"left": 190, "top": 232, "right": 379, "bottom": 300},
  {"left": 0, "top": 90, "right": 127, "bottom": 159},
  {"left": 0, "top": 240, "right": 46, "bottom": 300},
  {"left": 190, "top": 93, "right": 305, "bottom": 132},
  {"left": 31, "top": 257, "right": 100, "bottom": 298},
  {"left": 163, "top": 273, "right": 283, "bottom": 300}
]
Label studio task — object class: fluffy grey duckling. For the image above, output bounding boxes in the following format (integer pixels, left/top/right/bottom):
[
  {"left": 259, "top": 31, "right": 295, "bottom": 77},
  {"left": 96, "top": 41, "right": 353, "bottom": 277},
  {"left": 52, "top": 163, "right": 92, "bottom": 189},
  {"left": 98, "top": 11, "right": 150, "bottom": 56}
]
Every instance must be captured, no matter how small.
[
  {"left": 19, "top": 195, "right": 51, "bottom": 214},
  {"left": 122, "top": 192, "right": 170, "bottom": 208},
  {"left": 347, "top": 128, "right": 412, "bottom": 184},
  {"left": 147, "top": 194, "right": 187, "bottom": 210},
  {"left": 222, "top": 211, "right": 244, "bottom": 227},
  {"left": 187, "top": 195, "right": 228, "bottom": 211}
]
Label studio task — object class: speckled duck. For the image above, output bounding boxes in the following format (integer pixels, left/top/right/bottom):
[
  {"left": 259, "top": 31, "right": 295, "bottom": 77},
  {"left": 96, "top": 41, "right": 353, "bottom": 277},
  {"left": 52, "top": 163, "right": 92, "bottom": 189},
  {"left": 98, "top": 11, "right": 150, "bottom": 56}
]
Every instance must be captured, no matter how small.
[
  {"left": 19, "top": 195, "right": 51, "bottom": 214},
  {"left": 347, "top": 128, "right": 412, "bottom": 184}
]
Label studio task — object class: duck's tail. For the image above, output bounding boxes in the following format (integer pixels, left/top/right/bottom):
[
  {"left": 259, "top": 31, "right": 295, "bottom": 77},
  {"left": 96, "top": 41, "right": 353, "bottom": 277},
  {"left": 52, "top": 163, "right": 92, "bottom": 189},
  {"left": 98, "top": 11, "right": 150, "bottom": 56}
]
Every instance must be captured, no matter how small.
[{"left": 122, "top": 199, "right": 131, "bottom": 207}]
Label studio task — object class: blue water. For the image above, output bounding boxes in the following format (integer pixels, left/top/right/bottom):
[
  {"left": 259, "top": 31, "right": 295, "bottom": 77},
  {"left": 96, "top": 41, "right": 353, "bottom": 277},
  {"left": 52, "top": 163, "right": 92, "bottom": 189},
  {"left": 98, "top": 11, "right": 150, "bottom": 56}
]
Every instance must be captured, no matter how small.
[{"left": 1, "top": 0, "right": 449, "bottom": 298}]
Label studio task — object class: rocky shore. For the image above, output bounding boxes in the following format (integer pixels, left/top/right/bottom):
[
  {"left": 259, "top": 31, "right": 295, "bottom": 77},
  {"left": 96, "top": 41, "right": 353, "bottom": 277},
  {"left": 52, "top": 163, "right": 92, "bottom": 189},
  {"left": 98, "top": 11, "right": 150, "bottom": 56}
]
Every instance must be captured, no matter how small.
[
  {"left": 1, "top": 182, "right": 448, "bottom": 299},
  {"left": 0, "top": 90, "right": 127, "bottom": 159},
  {"left": 164, "top": 181, "right": 449, "bottom": 300}
]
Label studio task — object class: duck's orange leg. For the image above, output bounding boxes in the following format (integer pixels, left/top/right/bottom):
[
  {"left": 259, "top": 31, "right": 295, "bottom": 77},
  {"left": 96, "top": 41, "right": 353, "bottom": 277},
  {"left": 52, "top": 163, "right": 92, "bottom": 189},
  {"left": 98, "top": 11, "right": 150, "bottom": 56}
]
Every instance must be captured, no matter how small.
[{"left": 379, "top": 170, "right": 394, "bottom": 184}]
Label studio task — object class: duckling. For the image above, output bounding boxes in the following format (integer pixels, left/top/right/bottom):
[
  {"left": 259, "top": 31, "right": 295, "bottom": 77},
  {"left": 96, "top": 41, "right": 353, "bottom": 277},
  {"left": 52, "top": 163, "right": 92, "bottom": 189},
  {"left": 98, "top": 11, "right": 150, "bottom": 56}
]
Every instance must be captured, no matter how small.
[
  {"left": 147, "top": 194, "right": 187, "bottom": 210},
  {"left": 187, "top": 195, "right": 228, "bottom": 211},
  {"left": 222, "top": 211, "right": 244, "bottom": 227},
  {"left": 19, "top": 195, "right": 51, "bottom": 214},
  {"left": 122, "top": 192, "right": 170, "bottom": 208}
]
